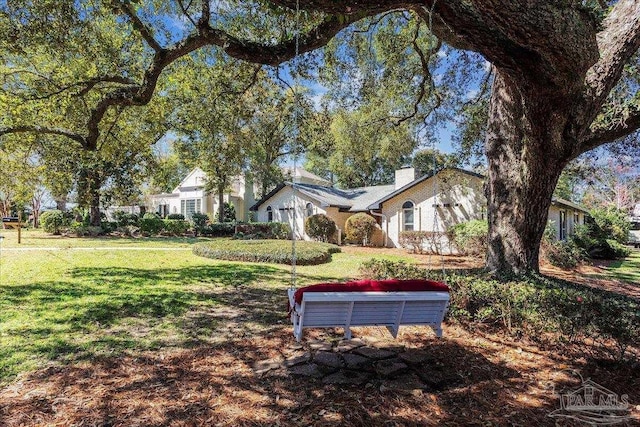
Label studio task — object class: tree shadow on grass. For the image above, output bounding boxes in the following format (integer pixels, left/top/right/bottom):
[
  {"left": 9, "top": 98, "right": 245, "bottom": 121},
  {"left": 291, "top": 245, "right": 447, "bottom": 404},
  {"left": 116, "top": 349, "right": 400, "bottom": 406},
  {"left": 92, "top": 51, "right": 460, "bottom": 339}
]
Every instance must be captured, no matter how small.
[{"left": 0, "top": 262, "right": 348, "bottom": 380}]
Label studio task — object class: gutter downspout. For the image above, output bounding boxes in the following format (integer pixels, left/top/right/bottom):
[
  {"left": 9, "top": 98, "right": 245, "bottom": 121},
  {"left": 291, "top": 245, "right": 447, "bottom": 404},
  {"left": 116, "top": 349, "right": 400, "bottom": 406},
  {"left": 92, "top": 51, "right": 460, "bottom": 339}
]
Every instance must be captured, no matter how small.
[{"left": 369, "top": 210, "right": 389, "bottom": 248}]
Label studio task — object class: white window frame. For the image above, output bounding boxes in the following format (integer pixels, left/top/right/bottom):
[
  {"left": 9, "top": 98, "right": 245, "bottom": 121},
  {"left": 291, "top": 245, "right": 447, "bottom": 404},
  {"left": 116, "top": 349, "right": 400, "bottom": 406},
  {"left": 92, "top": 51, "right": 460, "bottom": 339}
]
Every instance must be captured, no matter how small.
[
  {"left": 266, "top": 206, "right": 273, "bottom": 222},
  {"left": 402, "top": 200, "right": 415, "bottom": 232}
]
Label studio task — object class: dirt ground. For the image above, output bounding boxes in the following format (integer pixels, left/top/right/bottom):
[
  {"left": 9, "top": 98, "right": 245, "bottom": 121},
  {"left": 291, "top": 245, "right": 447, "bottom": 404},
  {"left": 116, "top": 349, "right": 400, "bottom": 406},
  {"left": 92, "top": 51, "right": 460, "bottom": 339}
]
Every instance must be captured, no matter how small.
[
  {"left": 1, "top": 247, "right": 638, "bottom": 426},
  {"left": 1, "top": 325, "right": 638, "bottom": 426}
]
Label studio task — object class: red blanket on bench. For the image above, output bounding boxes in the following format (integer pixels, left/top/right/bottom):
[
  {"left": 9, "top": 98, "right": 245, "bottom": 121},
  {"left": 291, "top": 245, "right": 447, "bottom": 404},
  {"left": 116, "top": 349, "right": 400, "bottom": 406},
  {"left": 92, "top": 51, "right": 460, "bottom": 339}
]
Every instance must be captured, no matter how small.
[{"left": 293, "top": 279, "right": 449, "bottom": 305}]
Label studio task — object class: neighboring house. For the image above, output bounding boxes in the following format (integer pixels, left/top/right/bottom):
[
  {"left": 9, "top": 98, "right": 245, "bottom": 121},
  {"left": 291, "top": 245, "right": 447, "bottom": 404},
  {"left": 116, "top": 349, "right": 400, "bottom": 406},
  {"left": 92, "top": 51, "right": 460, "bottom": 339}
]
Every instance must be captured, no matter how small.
[
  {"left": 148, "top": 167, "right": 329, "bottom": 221},
  {"left": 250, "top": 167, "right": 589, "bottom": 250}
]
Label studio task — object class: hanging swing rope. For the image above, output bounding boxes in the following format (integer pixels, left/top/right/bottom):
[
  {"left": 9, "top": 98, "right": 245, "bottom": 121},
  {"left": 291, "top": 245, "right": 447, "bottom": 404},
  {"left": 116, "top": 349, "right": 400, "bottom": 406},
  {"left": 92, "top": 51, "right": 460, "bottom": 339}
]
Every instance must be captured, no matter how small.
[{"left": 289, "top": 0, "right": 301, "bottom": 290}]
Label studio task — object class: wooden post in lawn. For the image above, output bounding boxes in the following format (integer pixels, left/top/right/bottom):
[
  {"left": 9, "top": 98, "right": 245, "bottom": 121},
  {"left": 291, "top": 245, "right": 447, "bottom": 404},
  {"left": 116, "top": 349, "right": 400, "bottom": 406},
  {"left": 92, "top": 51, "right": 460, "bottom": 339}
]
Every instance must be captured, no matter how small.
[{"left": 17, "top": 211, "right": 21, "bottom": 244}]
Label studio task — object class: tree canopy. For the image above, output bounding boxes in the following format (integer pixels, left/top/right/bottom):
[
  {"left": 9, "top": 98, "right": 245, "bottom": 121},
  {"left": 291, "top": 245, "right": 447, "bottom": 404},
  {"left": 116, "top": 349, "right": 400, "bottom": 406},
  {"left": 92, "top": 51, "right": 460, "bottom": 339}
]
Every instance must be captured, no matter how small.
[{"left": 2, "top": 0, "right": 640, "bottom": 275}]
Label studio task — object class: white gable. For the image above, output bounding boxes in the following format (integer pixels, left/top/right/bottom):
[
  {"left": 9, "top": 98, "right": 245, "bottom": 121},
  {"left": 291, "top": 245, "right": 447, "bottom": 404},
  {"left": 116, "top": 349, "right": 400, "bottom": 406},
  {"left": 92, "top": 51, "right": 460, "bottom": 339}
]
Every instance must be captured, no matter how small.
[{"left": 173, "top": 167, "right": 207, "bottom": 192}]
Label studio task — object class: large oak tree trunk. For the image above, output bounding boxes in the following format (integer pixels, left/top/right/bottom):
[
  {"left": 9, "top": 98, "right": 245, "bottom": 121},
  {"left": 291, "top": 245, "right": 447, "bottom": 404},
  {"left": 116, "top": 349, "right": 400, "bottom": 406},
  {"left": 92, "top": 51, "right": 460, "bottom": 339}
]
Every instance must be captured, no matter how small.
[{"left": 485, "top": 71, "right": 568, "bottom": 275}]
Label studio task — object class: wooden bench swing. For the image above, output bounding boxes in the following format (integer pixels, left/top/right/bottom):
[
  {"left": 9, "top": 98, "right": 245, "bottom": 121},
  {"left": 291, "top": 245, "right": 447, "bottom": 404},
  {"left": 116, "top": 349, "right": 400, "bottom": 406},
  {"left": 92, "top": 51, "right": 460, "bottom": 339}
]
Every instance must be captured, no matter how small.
[{"left": 287, "top": 279, "right": 450, "bottom": 342}]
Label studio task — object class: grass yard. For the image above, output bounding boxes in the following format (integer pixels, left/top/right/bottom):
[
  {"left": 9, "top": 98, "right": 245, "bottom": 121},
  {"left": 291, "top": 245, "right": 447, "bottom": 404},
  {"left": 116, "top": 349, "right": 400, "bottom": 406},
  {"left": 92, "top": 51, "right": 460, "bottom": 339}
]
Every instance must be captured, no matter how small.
[
  {"left": 0, "top": 231, "right": 638, "bottom": 426},
  {"left": 602, "top": 248, "right": 640, "bottom": 284}
]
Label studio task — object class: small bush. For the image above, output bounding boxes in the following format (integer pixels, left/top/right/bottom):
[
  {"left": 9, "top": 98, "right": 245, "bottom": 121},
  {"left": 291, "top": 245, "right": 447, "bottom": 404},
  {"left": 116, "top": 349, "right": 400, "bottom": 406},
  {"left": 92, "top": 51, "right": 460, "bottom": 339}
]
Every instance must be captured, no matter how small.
[
  {"left": 358, "top": 259, "right": 639, "bottom": 361},
  {"left": 215, "top": 202, "right": 236, "bottom": 223},
  {"left": 590, "top": 207, "right": 631, "bottom": 244},
  {"left": 234, "top": 222, "right": 291, "bottom": 240},
  {"left": 167, "top": 213, "right": 185, "bottom": 220},
  {"left": 448, "top": 220, "right": 488, "bottom": 256},
  {"left": 40, "top": 210, "right": 67, "bottom": 235},
  {"left": 399, "top": 231, "right": 430, "bottom": 254},
  {"left": 191, "top": 213, "right": 210, "bottom": 236},
  {"left": 193, "top": 239, "right": 341, "bottom": 265},
  {"left": 67, "top": 222, "right": 104, "bottom": 237},
  {"left": 359, "top": 258, "right": 428, "bottom": 280},
  {"left": 345, "top": 213, "right": 376, "bottom": 246},
  {"left": 203, "top": 222, "right": 235, "bottom": 237},
  {"left": 100, "top": 221, "right": 118, "bottom": 234},
  {"left": 113, "top": 211, "right": 139, "bottom": 227},
  {"left": 163, "top": 219, "right": 190, "bottom": 236},
  {"left": 140, "top": 213, "right": 165, "bottom": 235},
  {"left": 305, "top": 214, "right": 337, "bottom": 242}
]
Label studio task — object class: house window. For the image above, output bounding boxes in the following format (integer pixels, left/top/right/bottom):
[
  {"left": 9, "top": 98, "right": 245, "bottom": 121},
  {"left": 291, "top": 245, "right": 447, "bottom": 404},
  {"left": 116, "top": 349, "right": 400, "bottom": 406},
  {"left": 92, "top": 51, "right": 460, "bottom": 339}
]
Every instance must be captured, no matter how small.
[
  {"left": 266, "top": 206, "right": 273, "bottom": 222},
  {"left": 402, "top": 201, "right": 414, "bottom": 231},
  {"left": 158, "top": 204, "right": 169, "bottom": 218},
  {"left": 305, "top": 203, "right": 314, "bottom": 217},
  {"left": 574, "top": 212, "right": 580, "bottom": 226},
  {"left": 559, "top": 210, "right": 567, "bottom": 240},
  {"left": 181, "top": 199, "right": 201, "bottom": 220}
]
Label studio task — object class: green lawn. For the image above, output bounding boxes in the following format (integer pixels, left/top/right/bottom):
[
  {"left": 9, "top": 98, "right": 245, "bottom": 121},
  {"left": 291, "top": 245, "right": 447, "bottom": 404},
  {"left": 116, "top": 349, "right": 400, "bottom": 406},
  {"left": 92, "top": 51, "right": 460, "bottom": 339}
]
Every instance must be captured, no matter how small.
[
  {"left": 0, "top": 233, "right": 414, "bottom": 384},
  {"left": 0, "top": 228, "right": 214, "bottom": 248},
  {"left": 603, "top": 249, "right": 640, "bottom": 284}
]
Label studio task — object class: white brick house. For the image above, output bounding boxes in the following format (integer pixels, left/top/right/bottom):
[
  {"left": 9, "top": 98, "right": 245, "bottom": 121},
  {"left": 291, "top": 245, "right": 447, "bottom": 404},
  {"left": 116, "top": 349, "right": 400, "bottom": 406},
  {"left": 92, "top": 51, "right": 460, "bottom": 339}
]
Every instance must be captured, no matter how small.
[{"left": 250, "top": 167, "right": 589, "bottom": 249}]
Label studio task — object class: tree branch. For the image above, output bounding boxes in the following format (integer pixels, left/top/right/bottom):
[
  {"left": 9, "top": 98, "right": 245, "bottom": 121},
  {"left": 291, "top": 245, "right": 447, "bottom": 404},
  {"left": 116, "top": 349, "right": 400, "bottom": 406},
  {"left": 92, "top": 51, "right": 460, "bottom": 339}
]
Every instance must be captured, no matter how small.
[
  {"left": 0, "top": 126, "right": 87, "bottom": 147},
  {"left": 583, "top": 0, "right": 640, "bottom": 124},
  {"left": 116, "top": 1, "right": 163, "bottom": 52},
  {"left": 580, "top": 100, "right": 640, "bottom": 153}
]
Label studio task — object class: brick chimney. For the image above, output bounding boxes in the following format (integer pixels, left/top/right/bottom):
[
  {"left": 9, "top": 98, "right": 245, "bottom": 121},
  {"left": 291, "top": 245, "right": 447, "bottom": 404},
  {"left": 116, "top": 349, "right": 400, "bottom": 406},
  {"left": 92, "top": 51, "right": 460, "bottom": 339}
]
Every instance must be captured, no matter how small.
[{"left": 395, "top": 167, "right": 416, "bottom": 190}]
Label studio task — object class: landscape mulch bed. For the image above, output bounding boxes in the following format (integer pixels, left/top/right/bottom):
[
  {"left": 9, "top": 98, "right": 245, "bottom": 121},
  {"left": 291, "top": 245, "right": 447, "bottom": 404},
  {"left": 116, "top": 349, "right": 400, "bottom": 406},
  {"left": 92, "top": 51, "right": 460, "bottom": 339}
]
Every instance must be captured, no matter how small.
[{"left": 1, "top": 325, "right": 638, "bottom": 426}]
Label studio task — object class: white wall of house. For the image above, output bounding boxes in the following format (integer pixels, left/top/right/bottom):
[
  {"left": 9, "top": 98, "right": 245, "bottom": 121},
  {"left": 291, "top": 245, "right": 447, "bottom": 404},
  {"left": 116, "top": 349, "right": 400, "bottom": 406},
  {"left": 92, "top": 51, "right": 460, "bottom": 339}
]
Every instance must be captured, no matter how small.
[
  {"left": 380, "top": 170, "right": 485, "bottom": 251},
  {"left": 548, "top": 205, "right": 584, "bottom": 241},
  {"left": 255, "top": 187, "right": 327, "bottom": 240}
]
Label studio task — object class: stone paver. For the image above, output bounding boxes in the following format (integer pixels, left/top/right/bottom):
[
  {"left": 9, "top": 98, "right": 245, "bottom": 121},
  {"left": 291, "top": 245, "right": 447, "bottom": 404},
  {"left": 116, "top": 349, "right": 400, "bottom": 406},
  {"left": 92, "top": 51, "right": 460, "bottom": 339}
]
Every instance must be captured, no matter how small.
[
  {"left": 398, "top": 349, "right": 433, "bottom": 365},
  {"left": 253, "top": 358, "right": 283, "bottom": 375},
  {"left": 284, "top": 352, "right": 312, "bottom": 368},
  {"left": 289, "top": 363, "right": 324, "bottom": 378},
  {"left": 334, "top": 339, "right": 365, "bottom": 352},
  {"left": 342, "top": 353, "right": 373, "bottom": 370},
  {"left": 375, "top": 359, "right": 408, "bottom": 378},
  {"left": 313, "top": 351, "right": 343, "bottom": 368},
  {"left": 353, "top": 347, "right": 396, "bottom": 360},
  {"left": 322, "top": 371, "right": 371, "bottom": 385},
  {"left": 283, "top": 341, "right": 452, "bottom": 387}
]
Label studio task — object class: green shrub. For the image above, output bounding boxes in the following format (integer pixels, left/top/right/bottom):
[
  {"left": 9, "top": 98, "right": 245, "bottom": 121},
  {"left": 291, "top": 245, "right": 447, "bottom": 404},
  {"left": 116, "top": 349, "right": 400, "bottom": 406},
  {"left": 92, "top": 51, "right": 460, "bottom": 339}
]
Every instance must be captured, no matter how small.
[
  {"left": 167, "top": 213, "right": 185, "bottom": 220},
  {"left": 193, "top": 239, "right": 341, "bottom": 265},
  {"left": 113, "top": 211, "right": 139, "bottom": 227},
  {"left": 140, "top": 213, "right": 165, "bottom": 235},
  {"left": 100, "top": 221, "right": 118, "bottom": 234},
  {"left": 566, "top": 222, "right": 629, "bottom": 260},
  {"left": 590, "top": 207, "right": 631, "bottom": 244},
  {"left": 68, "top": 222, "right": 104, "bottom": 237},
  {"left": 345, "top": 213, "right": 377, "bottom": 246},
  {"left": 398, "top": 231, "right": 430, "bottom": 254},
  {"left": 203, "top": 222, "right": 235, "bottom": 237},
  {"left": 191, "top": 213, "right": 210, "bottom": 236},
  {"left": 234, "top": 222, "right": 291, "bottom": 240},
  {"left": 359, "top": 259, "right": 428, "bottom": 280},
  {"left": 40, "top": 210, "right": 67, "bottom": 235},
  {"left": 215, "top": 202, "right": 236, "bottom": 222},
  {"left": 305, "top": 214, "right": 337, "bottom": 242},
  {"left": 163, "top": 219, "right": 190, "bottom": 236},
  {"left": 358, "top": 259, "right": 639, "bottom": 361},
  {"left": 448, "top": 220, "right": 488, "bottom": 256}
]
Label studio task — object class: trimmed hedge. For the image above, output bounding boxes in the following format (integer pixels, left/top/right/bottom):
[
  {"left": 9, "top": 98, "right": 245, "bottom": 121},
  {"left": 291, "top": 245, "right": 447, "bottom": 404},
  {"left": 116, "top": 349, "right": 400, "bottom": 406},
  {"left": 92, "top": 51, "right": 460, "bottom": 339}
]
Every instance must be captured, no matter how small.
[
  {"left": 193, "top": 239, "right": 341, "bottom": 265},
  {"left": 359, "top": 259, "right": 640, "bottom": 361},
  {"left": 234, "top": 222, "right": 291, "bottom": 240},
  {"left": 163, "top": 219, "right": 190, "bottom": 236},
  {"left": 140, "top": 213, "right": 164, "bottom": 235}
]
